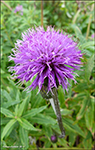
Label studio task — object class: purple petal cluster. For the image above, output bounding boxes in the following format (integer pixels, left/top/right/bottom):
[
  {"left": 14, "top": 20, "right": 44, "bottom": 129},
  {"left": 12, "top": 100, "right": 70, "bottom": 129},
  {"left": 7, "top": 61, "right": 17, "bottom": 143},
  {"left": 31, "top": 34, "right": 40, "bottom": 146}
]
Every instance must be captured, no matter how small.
[
  {"left": 14, "top": 5, "right": 23, "bottom": 15},
  {"left": 9, "top": 26, "right": 82, "bottom": 92},
  {"left": 91, "top": 33, "right": 95, "bottom": 39}
]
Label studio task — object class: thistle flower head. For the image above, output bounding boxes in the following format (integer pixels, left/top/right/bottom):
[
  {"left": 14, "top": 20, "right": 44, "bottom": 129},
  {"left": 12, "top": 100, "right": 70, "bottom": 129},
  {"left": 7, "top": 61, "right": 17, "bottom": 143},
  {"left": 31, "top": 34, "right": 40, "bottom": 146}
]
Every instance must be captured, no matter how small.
[{"left": 9, "top": 26, "right": 82, "bottom": 93}]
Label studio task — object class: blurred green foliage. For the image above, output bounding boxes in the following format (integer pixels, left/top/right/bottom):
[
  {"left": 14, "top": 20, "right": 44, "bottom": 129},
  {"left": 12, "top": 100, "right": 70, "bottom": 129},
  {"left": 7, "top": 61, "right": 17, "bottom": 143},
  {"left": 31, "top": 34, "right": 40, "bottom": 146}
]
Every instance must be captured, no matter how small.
[{"left": 1, "top": 1, "right": 95, "bottom": 149}]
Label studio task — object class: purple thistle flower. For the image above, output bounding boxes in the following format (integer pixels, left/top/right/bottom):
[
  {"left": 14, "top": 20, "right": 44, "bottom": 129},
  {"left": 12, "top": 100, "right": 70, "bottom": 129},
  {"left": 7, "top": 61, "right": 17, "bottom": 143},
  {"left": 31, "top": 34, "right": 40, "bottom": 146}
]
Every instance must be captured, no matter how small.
[
  {"left": 14, "top": 5, "right": 23, "bottom": 15},
  {"left": 9, "top": 26, "right": 82, "bottom": 93}
]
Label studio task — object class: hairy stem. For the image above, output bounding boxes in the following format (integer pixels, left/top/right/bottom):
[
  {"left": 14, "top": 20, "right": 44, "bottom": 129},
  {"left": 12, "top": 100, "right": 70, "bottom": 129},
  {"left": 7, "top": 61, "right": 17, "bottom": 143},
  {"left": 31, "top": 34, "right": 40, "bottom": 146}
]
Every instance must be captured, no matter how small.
[{"left": 52, "top": 88, "right": 65, "bottom": 138}]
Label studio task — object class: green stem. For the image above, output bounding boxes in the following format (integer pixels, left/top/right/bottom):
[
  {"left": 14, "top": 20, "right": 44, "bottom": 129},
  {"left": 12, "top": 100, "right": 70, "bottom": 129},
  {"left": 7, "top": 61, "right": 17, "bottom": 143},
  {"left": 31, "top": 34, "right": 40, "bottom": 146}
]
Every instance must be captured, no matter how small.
[
  {"left": 41, "top": 0, "right": 43, "bottom": 27},
  {"left": 86, "top": 4, "right": 94, "bottom": 40},
  {"left": 52, "top": 88, "right": 65, "bottom": 138},
  {"left": 1, "top": 1, "right": 12, "bottom": 11}
]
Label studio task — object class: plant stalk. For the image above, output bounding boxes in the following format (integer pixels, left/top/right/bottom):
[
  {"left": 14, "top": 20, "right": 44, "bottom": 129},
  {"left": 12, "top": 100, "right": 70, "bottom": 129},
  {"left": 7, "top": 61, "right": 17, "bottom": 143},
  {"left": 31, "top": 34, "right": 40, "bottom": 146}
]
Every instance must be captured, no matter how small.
[
  {"left": 86, "top": 4, "right": 94, "bottom": 40},
  {"left": 1, "top": 1, "right": 12, "bottom": 11},
  {"left": 52, "top": 88, "right": 65, "bottom": 138},
  {"left": 41, "top": 0, "right": 43, "bottom": 27}
]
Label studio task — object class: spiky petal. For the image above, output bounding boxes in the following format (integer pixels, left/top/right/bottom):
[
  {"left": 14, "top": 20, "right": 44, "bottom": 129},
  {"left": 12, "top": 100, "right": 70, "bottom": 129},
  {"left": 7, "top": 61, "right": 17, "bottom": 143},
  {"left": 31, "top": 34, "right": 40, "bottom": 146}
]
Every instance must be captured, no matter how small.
[{"left": 9, "top": 26, "right": 82, "bottom": 92}]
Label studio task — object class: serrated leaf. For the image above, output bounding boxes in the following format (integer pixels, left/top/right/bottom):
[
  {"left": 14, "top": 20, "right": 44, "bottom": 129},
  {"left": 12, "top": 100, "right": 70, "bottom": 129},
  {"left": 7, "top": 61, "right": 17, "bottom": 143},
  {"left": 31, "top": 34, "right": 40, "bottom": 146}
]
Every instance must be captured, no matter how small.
[
  {"left": 1, "top": 119, "right": 17, "bottom": 140},
  {"left": 31, "top": 114, "right": 56, "bottom": 125},
  {"left": 0, "top": 107, "right": 14, "bottom": 118},
  {"left": 85, "top": 54, "right": 94, "bottom": 82},
  {"left": 63, "top": 118, "right": 85, "bottom": 137},
  {"left": 18, "top": 118, "right": 38, "bottom": 131},
  {"left": 19, "top": 126, "right": 29, "bottom": 149},
  {"left": 23, "top": 105, "right": 47, "bottom": 119}
]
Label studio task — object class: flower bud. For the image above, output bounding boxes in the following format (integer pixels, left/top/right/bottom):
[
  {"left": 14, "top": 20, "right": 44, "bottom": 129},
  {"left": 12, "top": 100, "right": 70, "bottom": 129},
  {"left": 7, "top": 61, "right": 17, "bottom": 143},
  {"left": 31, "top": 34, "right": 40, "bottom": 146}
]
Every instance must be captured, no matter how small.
[{"left": 51, "top": 135, "right": 57, "bottom": 143}]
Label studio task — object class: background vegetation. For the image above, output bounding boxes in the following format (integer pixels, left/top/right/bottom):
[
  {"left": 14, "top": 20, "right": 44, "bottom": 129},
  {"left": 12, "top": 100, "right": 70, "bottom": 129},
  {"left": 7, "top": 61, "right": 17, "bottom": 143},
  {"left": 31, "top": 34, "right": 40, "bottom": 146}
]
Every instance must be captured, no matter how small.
[{"left": 1, "top": 1, "right": 95, "bottom": 149}]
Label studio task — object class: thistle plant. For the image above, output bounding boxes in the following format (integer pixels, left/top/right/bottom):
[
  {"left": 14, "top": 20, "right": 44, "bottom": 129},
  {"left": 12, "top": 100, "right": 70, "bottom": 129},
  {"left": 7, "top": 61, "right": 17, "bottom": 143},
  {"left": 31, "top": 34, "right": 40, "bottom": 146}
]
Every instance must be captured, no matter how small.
[{"left": 9, "top": 26, "right": 82, "bottom": 139}]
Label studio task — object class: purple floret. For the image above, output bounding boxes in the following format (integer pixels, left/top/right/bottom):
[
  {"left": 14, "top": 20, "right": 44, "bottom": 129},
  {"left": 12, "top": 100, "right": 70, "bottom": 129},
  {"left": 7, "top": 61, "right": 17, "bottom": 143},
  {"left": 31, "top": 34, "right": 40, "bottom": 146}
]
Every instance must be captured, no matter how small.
[
  {"left": 9, "top": 26, "right": 83, "bottom": 92},
  {"left": 14, "top": 5, "right": 23, "bottom": 15},
  {"left": 91, "top": 33, "right": 95, "bottom": 38}
]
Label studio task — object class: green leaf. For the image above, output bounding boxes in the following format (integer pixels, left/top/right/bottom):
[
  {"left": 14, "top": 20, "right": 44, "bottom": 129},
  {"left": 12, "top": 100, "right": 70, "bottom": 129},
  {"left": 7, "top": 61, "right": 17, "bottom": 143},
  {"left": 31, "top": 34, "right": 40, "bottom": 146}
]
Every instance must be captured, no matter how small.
[
  {"left": 31, "top": 114, "right": 57, "bottom": 125},
  {"left": 58, "top": 86, "right": 65, "bottom": 107},
  {"left": 43, "top": 125, "right": 52, "bottom": 138},
  {"left": 2, "top": 100, "right": 21, "bottom": 108},
  {"left": 77, "top": 98, "right": 89, "bottom": 120},
  {"left": 43, "top": 107, "right": 56, "bottom": 118},
  {"left": 81, "top": 41, "right": 95, "bottom": 49},
  {"left": 19, "top": 126, "right": 29, "bottom": 149},
  {"left": 1, "top": 118, "right": 10, "bottom": 125},
  {"left": 73, "top": 92, "right": 86, "bottom": 101},
  {"left": 17, "top": 118, "right": 38, "bottom": 131},
  {"left": 1, "top": 119, "right": 17, "bottom": 140},
  {"left": 85, "top": 1, "right": 95, "bottom": 7},
  {"left": 30, "top": 88, "right": 43, "bottom": 108},
  {"left": 15, "top": 89, "right": 20, "bottom": 101},
  {"left": 58, "top": 138, "right": 69, "bottom": 147},
  {"left": 23, "top": 105, "right": 47, "bottom": 119},
  {"left": 63, "top": 118, "right": 85, "bottom": 137},
  {"left": 86, "top": 46, "right": 95, "bottom": 52},
  {"left": 17, "top": 97, "right": 29, "bottom": 117},
  {"left": 70, "top": 24, "right": 86, "bottom": 44},
  {"left": 69, "top": 131, "right": 76, "bottom": 147},
  {"left": 85, "top": 97, "right": 94, "bottom": 132},
  {"left": 4, "top": 121, "right": 17, "bottom": 139},
  {"left": 0, "top": 107, "right": 14, "bottom": 118},
  {"left": 85, "top": 108, "right": 91, "bottom": 130},
  {"left": 61, "top": 108, "right": 73, "bottom": 116},
  {"left": 73, "top": 82, "right": 88, "bottom": 93},
  {"left": 85, "top": 54, "right": 94, "bottom": 82},
  {"left": 1, "top": 90, "right": 12, "bottom": 101},
  {"left": 41, "top": 137, "right": 51, "bottom": 148},
  {"left": 83, "top": 131, "right": 92, "bottom": 149},
  {"left": 14, "top": 104, "right": 19, "bottom": 116},
  {"left": 1, "top": 69, "right": 10, "bottom": 78}
]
